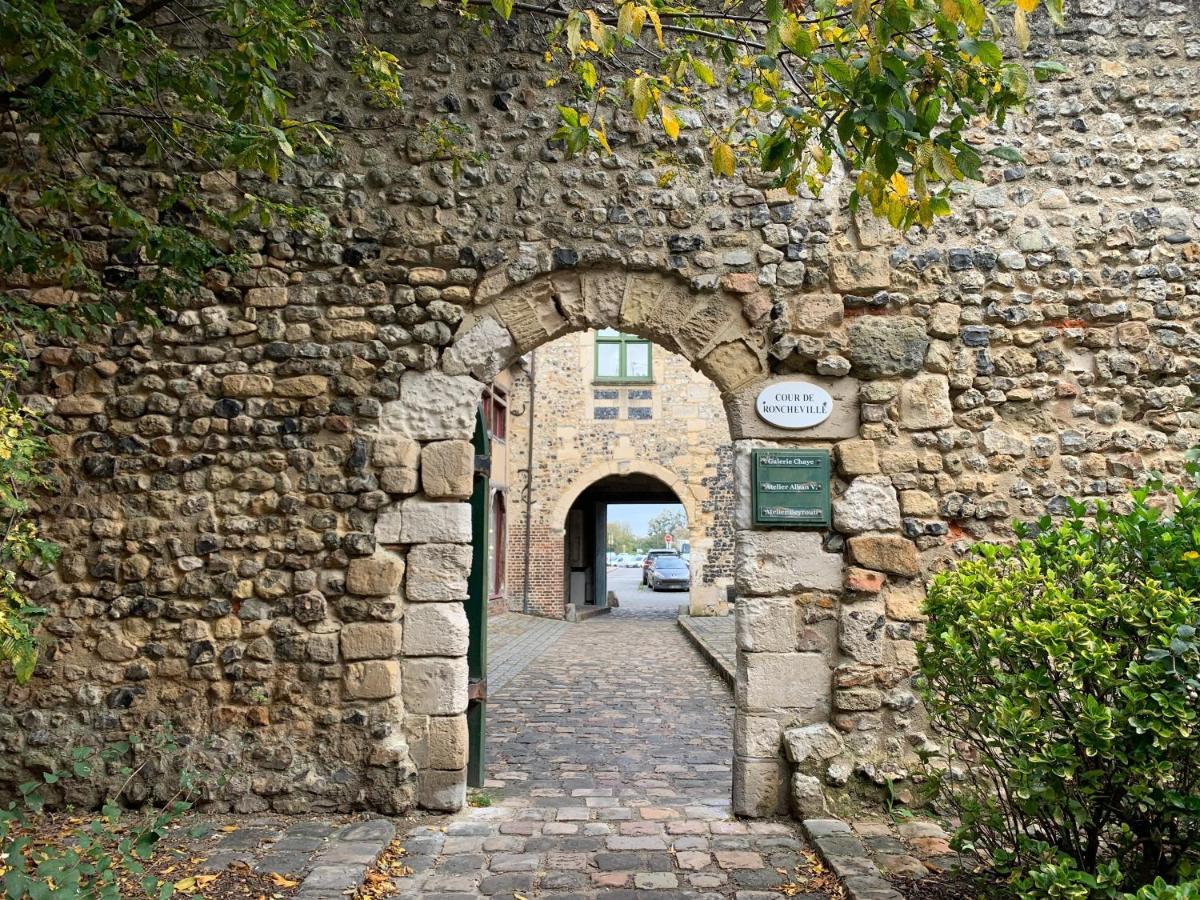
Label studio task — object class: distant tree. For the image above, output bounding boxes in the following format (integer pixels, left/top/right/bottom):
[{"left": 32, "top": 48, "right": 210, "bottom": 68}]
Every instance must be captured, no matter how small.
[
  {"left": 645, "top": 508, "right": 688, "bottom": 549},
  {"left": 606, "top": 520, "right": 640, "bottom": 554}
]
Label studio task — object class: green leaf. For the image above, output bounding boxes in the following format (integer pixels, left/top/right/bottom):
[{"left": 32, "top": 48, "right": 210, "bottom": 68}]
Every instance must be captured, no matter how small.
[
  {"left": 987, "top": 145, "right": 1023, "bottom": 163},
  {"left": 1032, "top": 60, "right": 1068, "bottom": 81},
  {"left": 955, "top": 146, "right": 983, "bottom": 180},
  {"left": 821, "top": 57, "right": 856, "bottom": 86},
  {"left": 491, "top": 0, "right": 514, "bottom": 19}
]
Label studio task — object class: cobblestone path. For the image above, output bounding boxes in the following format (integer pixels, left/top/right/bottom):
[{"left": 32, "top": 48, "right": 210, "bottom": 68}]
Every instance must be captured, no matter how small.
[{"left": 394, "top": 609, "right": 831, "bottom": 898}]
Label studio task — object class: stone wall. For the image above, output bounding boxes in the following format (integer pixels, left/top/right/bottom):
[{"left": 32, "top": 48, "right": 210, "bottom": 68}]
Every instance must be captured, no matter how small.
[
  {"left": 2, "top": 0, "right": 1198, "bottom": 820},
  {"left": 502, "top": 330, "right": 736, "bottom": 618}
]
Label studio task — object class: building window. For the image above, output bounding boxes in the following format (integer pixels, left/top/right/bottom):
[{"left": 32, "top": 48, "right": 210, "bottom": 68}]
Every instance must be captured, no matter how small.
[
  {"left": 489, "top": 492, "right": 506, "bottom": 598},
  {"left": 482, "top": 384, "right": 507, "bottom": 441},
  {"left": 594, "top": 329, "right": 652, "bottom": 383}
]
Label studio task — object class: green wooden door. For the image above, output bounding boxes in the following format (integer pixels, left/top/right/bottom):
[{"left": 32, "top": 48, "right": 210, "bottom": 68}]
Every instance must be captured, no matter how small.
[{"left": 466, "top": 409, "right": 490, "bottom": 788}]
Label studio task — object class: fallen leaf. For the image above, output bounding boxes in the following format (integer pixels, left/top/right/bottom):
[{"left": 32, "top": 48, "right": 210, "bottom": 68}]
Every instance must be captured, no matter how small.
[{"left": 268, "top": 872, "right": 299, "bottom": 888}]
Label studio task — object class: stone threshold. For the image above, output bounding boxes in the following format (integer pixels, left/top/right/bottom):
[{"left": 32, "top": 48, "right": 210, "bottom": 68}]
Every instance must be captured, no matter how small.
[
  {"left": 677, "top": 614, "right": 735, "bottom": 689},
  {"left": 564, "top": 602, "right": 612, "bottom": 622},
  {"left": 294, "top": 819, "right": 395, "bottom": 899},
  {"left": 802, "top": 818, "right": 904, "bottom": 900}
]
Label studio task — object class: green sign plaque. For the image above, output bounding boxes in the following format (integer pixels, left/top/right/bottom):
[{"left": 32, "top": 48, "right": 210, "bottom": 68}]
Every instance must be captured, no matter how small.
[{"left": 752, "top": 449, "right": 831, "bottom": 528}]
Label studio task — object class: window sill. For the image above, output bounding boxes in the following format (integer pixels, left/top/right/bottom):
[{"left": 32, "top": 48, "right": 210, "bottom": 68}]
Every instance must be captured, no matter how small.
[{"left": 592, "top": 378, "right": 655, "bottom": 385}]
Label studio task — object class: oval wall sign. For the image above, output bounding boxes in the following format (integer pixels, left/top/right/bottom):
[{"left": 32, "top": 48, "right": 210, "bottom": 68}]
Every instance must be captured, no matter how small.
[{"left": 755, "top": 381, "right": 834, "bottom": 429}]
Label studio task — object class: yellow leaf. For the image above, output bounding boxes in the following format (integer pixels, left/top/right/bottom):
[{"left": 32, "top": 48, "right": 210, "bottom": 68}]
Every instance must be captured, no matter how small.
[
  {"left": 617, "top": 3, "right": 634, "bottom": 40},
  {"left": 220, "top": 825, "right": 239, "bottom": 832},
  {"left": 1013, "top": 7, "right": 1030, "bottom": 49},
  {"left": 1016, "top": 0, "right": 1038, "bottom": 10},
  {"left": 585, "top": 10, "right": 608, "bottom": 48},
  {"left": 646, "top": 7, "right": 664, "bottom": 47},
  {"left": 890, "top": 172, "right": 908, "bottom": 197},
  {"left": 660, "top": 104, "right": 681, "bottom": 140},
  {"left": 269, "top": 873, "right": 300, "bottom": 888},
  {"left": 594, "top": 117, "right": 612, "bottom": 153},
  {"left": 629, "top": 5, "right": 646, "bottom": 39},
  {"left": 711, "top": 140, "right": 735, "bottom": 177},
  {"left": 579, "top": 60, "right": 597, "bottom": 90}
]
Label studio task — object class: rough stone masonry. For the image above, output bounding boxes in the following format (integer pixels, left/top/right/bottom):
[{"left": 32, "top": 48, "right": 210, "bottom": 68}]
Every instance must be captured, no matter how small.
[{"left": 1, "top": 0, "right": 1198, "bottom": 820}]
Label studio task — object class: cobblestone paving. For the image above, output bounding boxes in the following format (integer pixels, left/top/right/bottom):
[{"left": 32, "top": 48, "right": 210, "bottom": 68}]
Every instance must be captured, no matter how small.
[
  {"left": 187, "top": 816, "right": 396, "bottom": 900},
  {"left": 394, "top": 608, "right": 831, "bottom": 898},
  {"left": 488, "top": 612, "right": 572, "bottom": 692}
]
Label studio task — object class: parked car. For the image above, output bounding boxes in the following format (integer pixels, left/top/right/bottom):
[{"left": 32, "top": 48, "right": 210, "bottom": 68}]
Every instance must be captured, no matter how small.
[
  {"left": 641, "top": 548, "right": 679, "bottom": 585},
  {"left": 647, "top": 555, "right": 690, "bottom": 592}
]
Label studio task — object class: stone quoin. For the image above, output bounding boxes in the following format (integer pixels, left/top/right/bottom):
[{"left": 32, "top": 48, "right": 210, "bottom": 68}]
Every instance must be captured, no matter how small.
[{"left": 0, "top": 0, "right": 1197, "bottom": 827}]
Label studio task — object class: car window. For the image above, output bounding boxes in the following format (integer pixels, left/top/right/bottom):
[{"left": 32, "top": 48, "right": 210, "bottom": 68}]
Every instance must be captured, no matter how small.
[{"left": 655, "top": 558, "right": 687, "bottom": 570}]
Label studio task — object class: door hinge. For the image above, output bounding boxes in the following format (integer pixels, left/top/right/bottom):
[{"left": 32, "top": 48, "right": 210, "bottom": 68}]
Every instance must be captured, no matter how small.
[{"left": 468, "top": 677, "right": 488, "bottom": 702}]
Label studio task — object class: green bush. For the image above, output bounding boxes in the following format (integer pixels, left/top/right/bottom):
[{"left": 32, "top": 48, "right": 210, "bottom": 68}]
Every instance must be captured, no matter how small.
[{"left": 918, "top": 486, "right": 1200, "bottom": 896}]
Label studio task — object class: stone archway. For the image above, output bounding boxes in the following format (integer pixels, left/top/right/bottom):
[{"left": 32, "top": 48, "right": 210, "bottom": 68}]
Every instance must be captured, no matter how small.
[
  {"left": 550, "top": 459, "right": 699, "bottom": 535},
  {"left": 382, "top": 267, "right": 851, "bottom": 818},
  {"left": 443, "top": 269, "right": 773, "bottom": 397}
]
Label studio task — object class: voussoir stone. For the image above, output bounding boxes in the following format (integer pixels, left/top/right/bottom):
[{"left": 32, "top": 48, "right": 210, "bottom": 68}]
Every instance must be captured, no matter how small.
[
  {"left": 735, "top": 531, "right": 842, "bottom": 596},
  {"left": 847, "top": 316, "right": 929, "bottom": 378},
  {"left": 442, "top": 316, "right": 515, "bottom": 381},
  {"left": 833, "top": 477, "right": 901, "bottom": 534}
]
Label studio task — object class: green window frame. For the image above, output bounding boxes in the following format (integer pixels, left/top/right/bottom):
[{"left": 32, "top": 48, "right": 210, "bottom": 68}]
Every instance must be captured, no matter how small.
[{"left": 593, "top": 329, "right": 653, "bottom": 383}]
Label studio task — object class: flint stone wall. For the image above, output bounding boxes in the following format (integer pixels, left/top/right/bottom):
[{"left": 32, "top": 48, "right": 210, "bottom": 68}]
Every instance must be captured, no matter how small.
[{"left": 2, "top": 0, "right": 1198, "bottom": 818}]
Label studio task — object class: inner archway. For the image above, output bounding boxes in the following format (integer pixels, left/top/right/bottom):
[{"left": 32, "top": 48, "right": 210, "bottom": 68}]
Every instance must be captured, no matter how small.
[{"left": 562, "top": 469, "right": 694, "bottom": 618}]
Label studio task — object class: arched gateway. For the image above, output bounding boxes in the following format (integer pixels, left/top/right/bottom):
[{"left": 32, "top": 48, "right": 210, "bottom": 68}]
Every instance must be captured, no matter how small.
[{"left": 378, "top": 267, "right": 861, "bottom": 816}]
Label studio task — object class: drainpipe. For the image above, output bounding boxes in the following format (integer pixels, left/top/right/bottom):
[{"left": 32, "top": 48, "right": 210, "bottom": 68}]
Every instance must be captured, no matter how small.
[{"left": 521, "top": 349, "right": 536, "bottom": 615}]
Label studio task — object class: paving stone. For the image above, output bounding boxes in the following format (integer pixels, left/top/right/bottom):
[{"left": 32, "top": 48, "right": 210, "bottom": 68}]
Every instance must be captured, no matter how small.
[
  {"left": 253, "top": 850, "right": 314, "bottom": 876},
  {"left": 386, "top": 609, "right": 830, "bottom": 898},
  {"left": 634, "top": 871, "right": 679, "bottom": 889}
]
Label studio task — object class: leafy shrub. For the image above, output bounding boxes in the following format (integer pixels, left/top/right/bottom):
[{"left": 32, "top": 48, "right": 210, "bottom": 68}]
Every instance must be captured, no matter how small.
[
  {"left": 1130, "top": 879, "right": 1200, "bottom": 900},
  {"left": 1, "top": 732, "right": 204, "bottom": 899},
  {"left": 918, "top": 486, "right": 1200, "bottom": 896}
]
